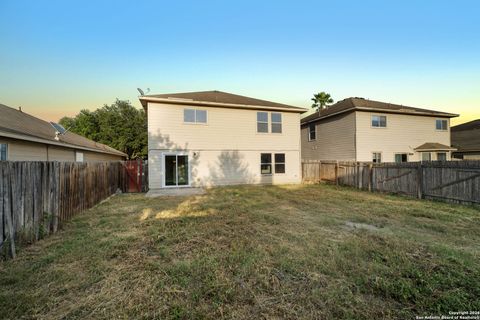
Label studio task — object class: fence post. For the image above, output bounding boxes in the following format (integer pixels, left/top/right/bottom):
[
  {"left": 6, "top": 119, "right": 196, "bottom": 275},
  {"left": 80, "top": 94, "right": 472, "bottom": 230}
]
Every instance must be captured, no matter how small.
[
  {"left": 318, "top": 161, "right": 322, "bottom": 182},
  {"left": 416, "top": 162, "right": 423, "bottom": 199},
  {"left": 335, "top": 161, "right": 339, "bottom": 186},
  {"left": 368, "top": 163, "right": 373, "bottom": 192}
]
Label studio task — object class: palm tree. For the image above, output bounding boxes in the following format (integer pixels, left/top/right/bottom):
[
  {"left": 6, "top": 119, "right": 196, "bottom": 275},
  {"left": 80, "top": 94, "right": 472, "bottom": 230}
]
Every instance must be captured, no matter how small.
[{"left": 311, "top": 92, "right": 334, "bottom": 111}]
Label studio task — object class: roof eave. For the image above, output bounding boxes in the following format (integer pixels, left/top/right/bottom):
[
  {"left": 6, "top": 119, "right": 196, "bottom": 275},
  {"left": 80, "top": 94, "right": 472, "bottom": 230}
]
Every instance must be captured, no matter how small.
[
  {"left": 301, "top": 107, "right": 459, "bottom": 125},
  {"left": 139, "top": 96, "right": 308, "bottom": 113}
]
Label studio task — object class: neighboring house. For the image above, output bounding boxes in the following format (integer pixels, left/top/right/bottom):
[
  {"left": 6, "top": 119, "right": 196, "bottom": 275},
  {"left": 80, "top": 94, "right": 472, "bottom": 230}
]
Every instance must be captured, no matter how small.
[
  {"left": 301, "top": 98, "right": 458, "bottom": 163},
  {"left": 0, "top": 103, "right": 126, "bottom": 161},
  {"left": 139, "top": 90, "right": 306, "bottom": 189},
  {"left": 451, "top": 119, "right": 480, "bottom": 160}
]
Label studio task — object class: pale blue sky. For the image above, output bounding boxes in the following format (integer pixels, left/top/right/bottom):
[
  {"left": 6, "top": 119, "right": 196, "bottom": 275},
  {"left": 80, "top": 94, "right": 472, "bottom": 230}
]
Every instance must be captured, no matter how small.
[{"left": 0, "top": 0, "right": 479, "bottom": 124}]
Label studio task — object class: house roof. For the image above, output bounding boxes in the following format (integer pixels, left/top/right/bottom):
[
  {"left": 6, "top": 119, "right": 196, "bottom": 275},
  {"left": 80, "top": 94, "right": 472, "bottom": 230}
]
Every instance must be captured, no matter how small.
[
  {"left": 451, "top": 119, "right": 480, "bottom": 132},
  {"left": 451, "top": 119, "right": 480, "bottom": 152},
  {"left": 301, "top": 97, "right": 458, "bottom": 124},
  {"left": 414, "top": 142, "right": 456, "bottom": 151},
  {"left": 0, "top": 103, "right": 127, "bottom": 157},
  {"left": 139, "top": 90, "right": 307, "bottom": 113}
]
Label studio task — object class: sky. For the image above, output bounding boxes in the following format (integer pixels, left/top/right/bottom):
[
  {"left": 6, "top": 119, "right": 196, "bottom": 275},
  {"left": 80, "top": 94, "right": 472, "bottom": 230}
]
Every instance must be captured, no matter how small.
[{"left": 0, "top": 0, "right": 479, "bottom": 125}]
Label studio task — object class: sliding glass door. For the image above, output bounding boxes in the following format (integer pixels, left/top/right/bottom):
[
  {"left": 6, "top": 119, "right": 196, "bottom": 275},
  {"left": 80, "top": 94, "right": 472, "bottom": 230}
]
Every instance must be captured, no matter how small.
[{"left": 164, "top": 154, "right": 189, "bottom": 187}]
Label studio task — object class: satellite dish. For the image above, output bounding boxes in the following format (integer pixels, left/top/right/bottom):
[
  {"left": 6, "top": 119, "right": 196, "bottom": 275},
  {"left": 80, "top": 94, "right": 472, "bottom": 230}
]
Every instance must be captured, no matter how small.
[{"left": 137, "top": 88, "right": 145, "bottom": 96}]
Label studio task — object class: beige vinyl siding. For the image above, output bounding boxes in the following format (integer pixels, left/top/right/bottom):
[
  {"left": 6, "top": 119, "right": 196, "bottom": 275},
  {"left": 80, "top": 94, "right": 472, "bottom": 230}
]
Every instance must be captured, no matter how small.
[
  {"left": 148, "top": 102, "right": 300, "bottom": 151},
  {"left": 148, "top": 150, "right": 300, "bottom": 188},
  {"left": 464, "top": 154, "right": 480, "bottom": 160},
  {"left": 0, "top": 137, "right": 122, "bottom": 162},
  {"left": 147, "top": 102, "right": 302, "bottom": 188},
  {"left": 355, "top": 111, "right": 452, "bottom": 162},
  {"left": 47, "top": 146, "right": 75, "bottom": 161},
  {"left": 0, "top": 137, "right": 48, "bottom": 161},
  {"left": 301, "top": 112, "right": 356, "bottom": 161},
  {"left": 82, "top": 151, "right": 123, "bottom": 162}
]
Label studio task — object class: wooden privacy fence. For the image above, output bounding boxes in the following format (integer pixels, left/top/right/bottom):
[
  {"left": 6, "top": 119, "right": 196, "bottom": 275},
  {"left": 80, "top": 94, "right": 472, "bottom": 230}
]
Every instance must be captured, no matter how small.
[
  {"left": 0, "top": 161, "right": 128, "bottom": 259},
  {"left": 302, "top": 160, "right": 480, "bottom": 205}
]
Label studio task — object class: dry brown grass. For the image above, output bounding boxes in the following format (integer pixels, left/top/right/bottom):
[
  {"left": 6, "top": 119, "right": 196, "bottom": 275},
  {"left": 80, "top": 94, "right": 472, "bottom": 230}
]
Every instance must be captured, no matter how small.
[{"left": 1, "top": 184, "right": 479, "bottom": 319}]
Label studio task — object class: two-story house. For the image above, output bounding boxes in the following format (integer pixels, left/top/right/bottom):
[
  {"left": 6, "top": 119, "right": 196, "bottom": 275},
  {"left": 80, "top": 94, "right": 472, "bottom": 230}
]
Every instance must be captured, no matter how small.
[
  {"left": 301, "top": 98, "right": 458, "bottom": 163},
  {"left": 139, "top": 91, "right": 307, "bottom": 189}
]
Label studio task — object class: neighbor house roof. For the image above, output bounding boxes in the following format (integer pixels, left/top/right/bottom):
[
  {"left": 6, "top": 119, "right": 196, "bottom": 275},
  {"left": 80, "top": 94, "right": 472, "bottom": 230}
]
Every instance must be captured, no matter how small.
[
  {"left": 139, "top": 90, "right": 307, "bottom": 113},
  {"left": 414, "top": 142, "right": 456, "bottom": 151},
  {"left": 0, "top": 103, "right": 127, "bottom": 157},
  {"left": 301, "top": 97, "right": 458, "bottom": 125},
  {"left": 451, "top": 119, "right": 480, "bottom": 153}
]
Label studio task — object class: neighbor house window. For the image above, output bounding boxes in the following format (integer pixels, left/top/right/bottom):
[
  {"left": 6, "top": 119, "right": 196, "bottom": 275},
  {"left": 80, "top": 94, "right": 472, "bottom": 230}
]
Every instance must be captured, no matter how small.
[
  {"left": 257, "top": 112, "right": 269, "bottom": 133},
  {"left": 0, "top": 144, "right": 7, "bottom": 161},
  {"left": 75, "top": 151, "right": 84, "bottom": 162},
  {"left": 309, "top": 124, "right": 316, "bottom": 141},
  {"left": 184, "top": 109, "right": 207, "bottom": 124},
  {"left": 437, "top": 152, "right": 447, "bottom": 161},
  {"left": 274, "top": 153, "right": 285, "bottom": 173},
  {"left": 260, "top": 153, "right": 272, "bottom": 174},
  {"left": 421, "top": 152, "right": 431, "bottom": 162},
  {"left": 372, "top": 152, "right": 382, "bottom": 163},
  {"left": 271, "top": 113, "right": 282, "bottom": 133},
  {"left": 436, "top": 119, "right": 448, "bottom": 131},
  {"left": 395, "top": 153, "right": 408, "bottom": 163},
  {"left": 371, "top": 115, "right": 387, "bottom": 127}
]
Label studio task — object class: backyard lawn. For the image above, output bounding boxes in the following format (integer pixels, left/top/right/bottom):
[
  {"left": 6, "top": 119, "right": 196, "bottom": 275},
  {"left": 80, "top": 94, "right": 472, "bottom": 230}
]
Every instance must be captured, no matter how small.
[{"left": 1, "top": 184, "right": 479, "bottom": 319}]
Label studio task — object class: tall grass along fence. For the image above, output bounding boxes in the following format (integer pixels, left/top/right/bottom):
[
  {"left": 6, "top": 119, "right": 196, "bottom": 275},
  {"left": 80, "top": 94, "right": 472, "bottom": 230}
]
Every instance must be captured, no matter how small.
[
  {"left": 302, "top": 160, "right": 480, "bottom": 205},
  {"left": 0, "top": 161, "right": 128, "bottom": 259}
]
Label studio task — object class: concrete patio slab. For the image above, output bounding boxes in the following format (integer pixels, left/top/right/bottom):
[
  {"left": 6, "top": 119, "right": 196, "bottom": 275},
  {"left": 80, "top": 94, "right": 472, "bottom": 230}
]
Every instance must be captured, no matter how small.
[{"left": 145, "top": 188, "right": 206, "bottom": 198}]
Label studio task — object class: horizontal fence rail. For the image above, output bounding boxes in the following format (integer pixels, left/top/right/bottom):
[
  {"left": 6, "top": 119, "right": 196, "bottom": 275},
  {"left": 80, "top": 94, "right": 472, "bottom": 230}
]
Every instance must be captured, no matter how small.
[
  {"left": 302, "top": 160, "right": 480, "bottom": 205},
  {"left": 0, "top": 161, "right": 136, "bottom": 259}
]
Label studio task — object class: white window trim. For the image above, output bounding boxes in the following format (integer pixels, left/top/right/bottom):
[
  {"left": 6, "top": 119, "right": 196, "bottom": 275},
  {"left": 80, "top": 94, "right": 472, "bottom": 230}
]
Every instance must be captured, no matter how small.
[
  {"left": 274, "top": 153, "right": 286, "bottom": 175},
  {"left": 372, "top": 151, "right": 382, "bottom": 163},
  {"left": 371, "top": 114, "right": 387, "bottom": 128},
  {"left": 394, "top": 152, "right": 409, "bottom": 163},
  {"left": 183, "top": 108, "right": 208, "bottom": 125},
  {"left": 436, "top": 152, "right": 448, "bottom": 161},
  {"left": 260, "top": 153, "right": 273, "bottom": 175},
  {"left": 308, "top": 124, "right": 316, "bottom": 141},
  {"left": 435, "top": 119, "right": 448, "bottom": 131},
  {"left": 162, "top": 152, "right": 191, "bottom": 188},
  {"left": 271, "top": 112, "right": 283, "bottom": 134},
  {"left": 256, "top": 112, "right": 283, "bottom": 134},
  {"left": 256, "top": 112, "right": 269, "bottom": 134},
  {"left": 421, "top": 152, "right": 432, "bottom": 162},
  {"left": 0, "top": 143, "right": 8, "bottom": 161}
]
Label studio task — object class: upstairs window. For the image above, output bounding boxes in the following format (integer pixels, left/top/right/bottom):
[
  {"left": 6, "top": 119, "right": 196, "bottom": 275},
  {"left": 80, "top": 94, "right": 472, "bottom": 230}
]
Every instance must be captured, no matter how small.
[
  {"left": 260, "top": 153, "right": 272, "bottom": 174},
  {"left": 372, "top": 152, "right": 382, "bottom": 163},
  {"left": 0, "top": 143, "right": 7, "bottom": 161},
  {"left": 184, "top": 109, "right": 207, "bottom": 124},
  {"left": 372, "top": 115, "right": 387, "bottom": 128},
  {"left": 257, "top": 112, "right": 269, "bottom": 133},
  {"left": 309, "top": 124, "right": 316, "bottom": 141},
  {"left": 436, "top": 119, "right": 448, "bottom": 131},
  {"left": 271, "top": 113, "right": 282, "bottom": 133}
]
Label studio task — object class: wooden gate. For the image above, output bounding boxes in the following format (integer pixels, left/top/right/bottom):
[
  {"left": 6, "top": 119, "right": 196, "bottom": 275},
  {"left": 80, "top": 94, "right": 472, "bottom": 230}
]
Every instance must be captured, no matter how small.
[{"left": 124, "top": 160, "right": 146, "bottom": 193}]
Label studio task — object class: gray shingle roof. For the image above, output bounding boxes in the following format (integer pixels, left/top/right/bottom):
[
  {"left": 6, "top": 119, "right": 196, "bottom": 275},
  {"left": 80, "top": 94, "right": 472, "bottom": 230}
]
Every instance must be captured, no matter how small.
[
  {"left": 0, "top": 103, "right": 126, "bottom": 157},
  {"left": 301, "top": 97, "right": 458, "bottom": 124},
  {"left": 414, "top": 142, "right": 456, "bottom": 151},
  {"left": 140, "top": 90, "right": 306, "bottom": 112},
  {"left": 451, "top": 119, "right": 480, "bottom": 152}
]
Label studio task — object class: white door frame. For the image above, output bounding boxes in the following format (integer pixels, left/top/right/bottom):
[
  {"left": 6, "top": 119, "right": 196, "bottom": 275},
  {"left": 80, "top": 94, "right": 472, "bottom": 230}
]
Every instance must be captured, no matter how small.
[{"left": 162, "top": 152, "right": 191, "bottom": 188}]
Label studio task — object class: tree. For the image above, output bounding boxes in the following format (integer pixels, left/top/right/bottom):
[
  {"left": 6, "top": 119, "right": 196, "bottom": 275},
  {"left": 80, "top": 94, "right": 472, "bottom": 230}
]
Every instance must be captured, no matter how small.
[
  {"left": 59, "top": 100, "right": 147, "bottom": 159},
  {"left": 311, "top": 92, "right": 334, "bottom": 111}
]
